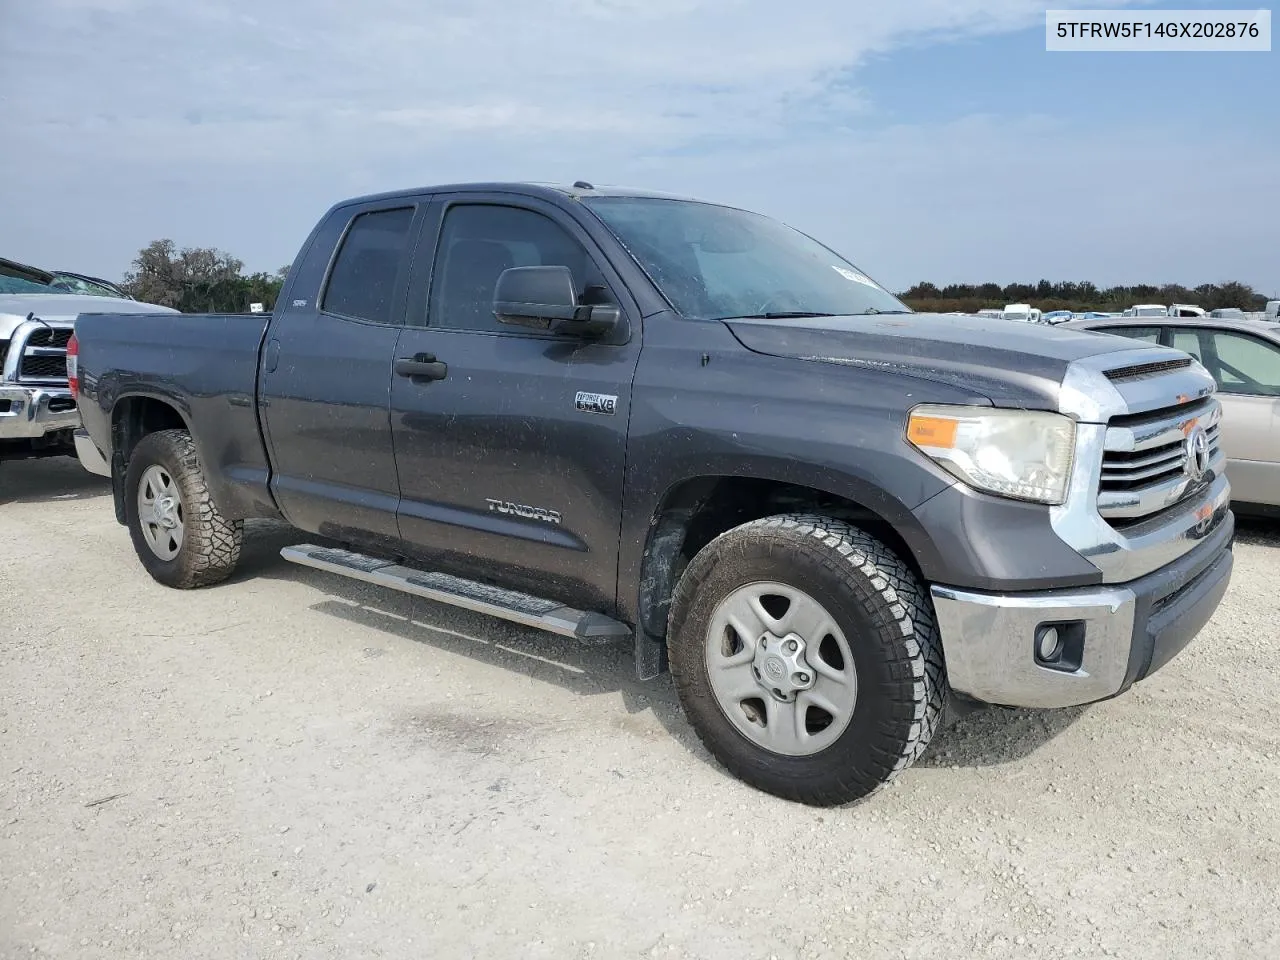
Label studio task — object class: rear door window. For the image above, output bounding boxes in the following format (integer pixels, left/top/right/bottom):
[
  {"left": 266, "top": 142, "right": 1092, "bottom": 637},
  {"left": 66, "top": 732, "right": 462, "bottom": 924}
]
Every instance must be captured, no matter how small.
[{"left": 321, "top": 207, "right": 416, "bottom": 325}]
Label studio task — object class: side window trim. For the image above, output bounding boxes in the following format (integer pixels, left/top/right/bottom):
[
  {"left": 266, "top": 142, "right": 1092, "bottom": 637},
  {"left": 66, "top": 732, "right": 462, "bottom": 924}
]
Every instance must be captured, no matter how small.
[
  {"left": 414, "top": 193, "right": 634, "bottom": 343},
  {"left": 317, "top": 201, "right": 423, "bottom": 327}
]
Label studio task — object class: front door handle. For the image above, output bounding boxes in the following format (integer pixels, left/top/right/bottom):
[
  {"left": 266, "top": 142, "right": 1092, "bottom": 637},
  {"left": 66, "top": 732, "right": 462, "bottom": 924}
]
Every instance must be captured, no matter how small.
[{"left": 395, "top": 353, "right": 448, "bottom": 382}]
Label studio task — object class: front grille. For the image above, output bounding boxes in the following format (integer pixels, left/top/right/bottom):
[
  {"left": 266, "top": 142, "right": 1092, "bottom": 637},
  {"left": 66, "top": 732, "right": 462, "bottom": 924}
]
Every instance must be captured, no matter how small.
[
  {"left": 26, "top": 328, "right": 73, "bottom": 349},
  {"left": 1097, "top": 397, "right": 1221, "bottom": 524},
  {"left": 19, "top": 353, "right": 69, "bottom": 380}
]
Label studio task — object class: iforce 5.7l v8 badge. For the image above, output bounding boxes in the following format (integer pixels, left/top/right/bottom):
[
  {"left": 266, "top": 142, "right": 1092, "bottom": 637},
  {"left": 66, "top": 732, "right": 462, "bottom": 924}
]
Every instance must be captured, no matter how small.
[{"left": 574, "top": 391, "right": 617, "bottom": 416}]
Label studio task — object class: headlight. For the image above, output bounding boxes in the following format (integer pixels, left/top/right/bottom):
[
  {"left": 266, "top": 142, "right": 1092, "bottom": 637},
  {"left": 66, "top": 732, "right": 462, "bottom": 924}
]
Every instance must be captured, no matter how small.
[{"left": 906, "top": 405, "right": 1076, "bottom": 505}]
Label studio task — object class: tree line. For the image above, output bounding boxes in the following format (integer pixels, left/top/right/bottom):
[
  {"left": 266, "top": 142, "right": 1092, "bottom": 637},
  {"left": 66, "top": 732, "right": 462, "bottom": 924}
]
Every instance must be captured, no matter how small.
[
  {"left": 118, "top": 239, "right": 1273, "bottom": 316},
  {"left": 121, "top": 240, "right": 289, "bottom": 313},
  {"left": 899, "top": 280, "right": 1271, "bottom": 315}
]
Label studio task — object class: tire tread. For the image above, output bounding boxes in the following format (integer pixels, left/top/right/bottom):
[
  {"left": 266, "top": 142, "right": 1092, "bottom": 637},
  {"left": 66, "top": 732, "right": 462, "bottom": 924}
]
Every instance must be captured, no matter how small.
[
  {"left": 666, "top": 512, "right": 948, "bottom": 806},
  {"left": 126, "top": 429, "right": 242, "bottom": 589}
]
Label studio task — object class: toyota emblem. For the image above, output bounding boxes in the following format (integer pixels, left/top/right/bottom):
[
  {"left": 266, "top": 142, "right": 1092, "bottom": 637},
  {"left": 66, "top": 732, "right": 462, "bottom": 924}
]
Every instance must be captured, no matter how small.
[{"left": 1185, "top": 426, "right": 1210, "bottom": 482}]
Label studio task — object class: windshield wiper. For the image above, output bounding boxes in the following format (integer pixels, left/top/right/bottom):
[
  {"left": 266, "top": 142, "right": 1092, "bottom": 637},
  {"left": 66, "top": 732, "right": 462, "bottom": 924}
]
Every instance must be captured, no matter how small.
[
  {"left": 715, "top": 311, "right": 840, "bottom": 320},
  {"left": 859, "top": 308, "right": 912, "bottom": 315}
]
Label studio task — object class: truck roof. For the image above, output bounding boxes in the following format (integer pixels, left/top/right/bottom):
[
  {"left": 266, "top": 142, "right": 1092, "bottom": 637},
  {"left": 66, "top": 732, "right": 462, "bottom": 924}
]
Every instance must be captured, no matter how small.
[{"left": 332, "top": 181, "right": 711, "bottom": 210}]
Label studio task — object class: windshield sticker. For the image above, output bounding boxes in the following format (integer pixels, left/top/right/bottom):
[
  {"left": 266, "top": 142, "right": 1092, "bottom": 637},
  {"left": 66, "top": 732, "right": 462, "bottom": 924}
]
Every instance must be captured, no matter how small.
[{"left": 832, "top": 265, "right": 881, "bottom": 289}]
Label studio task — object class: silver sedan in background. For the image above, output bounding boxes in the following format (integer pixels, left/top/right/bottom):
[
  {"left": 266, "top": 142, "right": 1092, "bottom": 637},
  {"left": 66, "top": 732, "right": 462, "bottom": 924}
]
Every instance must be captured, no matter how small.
[{"left": 1062, "top": 315, "right": 1280, "bottom": 512}]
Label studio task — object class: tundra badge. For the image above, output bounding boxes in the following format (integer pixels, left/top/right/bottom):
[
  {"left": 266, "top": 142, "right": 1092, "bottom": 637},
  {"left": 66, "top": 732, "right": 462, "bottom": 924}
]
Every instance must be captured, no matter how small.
[
  {"left": 575, "top": 391, "right": 617, "bottom": 416},
  {"left": 485, "top": 499, "right": 563, "bottom": 525}
]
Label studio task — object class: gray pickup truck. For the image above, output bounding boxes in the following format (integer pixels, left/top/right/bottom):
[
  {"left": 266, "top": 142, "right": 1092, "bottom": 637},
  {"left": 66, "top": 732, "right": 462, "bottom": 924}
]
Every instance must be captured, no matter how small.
[{"left": 70, "top": 182, "right": 1234, "bottom": 805}]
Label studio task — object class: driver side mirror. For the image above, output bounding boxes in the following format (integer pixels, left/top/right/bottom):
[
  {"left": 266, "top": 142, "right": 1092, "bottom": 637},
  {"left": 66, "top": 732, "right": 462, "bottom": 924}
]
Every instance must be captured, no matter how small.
[{"left": 493, "top": 265, "right": 619, "bottom": 338}]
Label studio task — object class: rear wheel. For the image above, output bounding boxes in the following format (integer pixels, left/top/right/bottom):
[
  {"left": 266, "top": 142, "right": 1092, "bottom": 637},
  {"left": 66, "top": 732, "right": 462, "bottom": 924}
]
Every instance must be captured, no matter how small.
[
  {"left": 666, "top": 513, "right": 946, "bottom": 806},
  {"left": 124, "top": 429, "right": 242, "bottom": 588}
]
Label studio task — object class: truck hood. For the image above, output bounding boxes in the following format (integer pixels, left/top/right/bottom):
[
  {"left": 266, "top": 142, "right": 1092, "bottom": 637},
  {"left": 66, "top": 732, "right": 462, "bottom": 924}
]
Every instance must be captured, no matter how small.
[
  {"left": 0, "top": 293, "right": 177, "bottom": 338},
  {"left": 724, "top": 312, "right": 1147, "bottom": 410}
]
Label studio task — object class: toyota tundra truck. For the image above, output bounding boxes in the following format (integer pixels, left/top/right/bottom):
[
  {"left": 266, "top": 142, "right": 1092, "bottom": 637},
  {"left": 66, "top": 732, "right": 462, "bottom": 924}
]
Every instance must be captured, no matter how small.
[{"left": 69, "top": 182, "right": 1234, "bottom": 805}]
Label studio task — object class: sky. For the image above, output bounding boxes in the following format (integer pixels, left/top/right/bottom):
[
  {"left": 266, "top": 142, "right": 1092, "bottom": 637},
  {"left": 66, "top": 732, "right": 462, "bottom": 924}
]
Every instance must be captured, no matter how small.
[{"left": 1, "top": 0, "right": 1276, "bottom": 295}]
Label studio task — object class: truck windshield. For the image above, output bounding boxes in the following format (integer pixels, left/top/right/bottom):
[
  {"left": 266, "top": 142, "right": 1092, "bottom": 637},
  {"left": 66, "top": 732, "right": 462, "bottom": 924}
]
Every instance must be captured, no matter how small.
[
  {"left": 582, "top": 196, "right": 910, "bottom": 321},
  {"left": 49, "top": 274, "right": 129, "bottom": 299},
  {"left": 0, "top": 276, "right": 59, "bottom": 295}
]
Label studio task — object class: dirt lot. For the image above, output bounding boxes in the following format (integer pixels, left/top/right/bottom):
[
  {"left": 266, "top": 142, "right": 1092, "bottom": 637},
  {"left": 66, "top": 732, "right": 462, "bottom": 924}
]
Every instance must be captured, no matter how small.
[{"left": 3, "top": 457, "right": 1280, "bottom": 960}]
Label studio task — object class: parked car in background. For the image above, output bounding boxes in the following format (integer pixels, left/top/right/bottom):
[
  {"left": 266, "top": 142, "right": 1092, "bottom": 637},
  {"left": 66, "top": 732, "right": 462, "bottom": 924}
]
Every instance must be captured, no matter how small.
[
  {"left": 1169, "top": 304, "right": 1206, "bottom": 318},
  {"left": 1210, "top": 308, "right": 1248, "bottom": 321},
  {"left": 1063, "top": 314, "right": 1280, "bottom": 512},
  {"left": 1, "top": 273, "right": 175, "bottom": 466}
]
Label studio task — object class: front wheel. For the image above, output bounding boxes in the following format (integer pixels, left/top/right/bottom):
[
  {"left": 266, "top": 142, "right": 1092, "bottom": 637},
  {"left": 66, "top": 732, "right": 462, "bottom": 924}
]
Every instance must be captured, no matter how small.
[
  {"left": 667, "top": 514, "right": 947, "bottom": 806},
  {"left": 124, "top": 429, "right": 243, "bottom": 589}
]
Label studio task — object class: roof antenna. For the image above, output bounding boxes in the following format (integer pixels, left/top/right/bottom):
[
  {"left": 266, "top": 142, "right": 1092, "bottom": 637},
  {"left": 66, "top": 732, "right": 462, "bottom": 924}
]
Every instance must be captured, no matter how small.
[{"left": 572, "top": 180, "right": 595, "bottom": 190}]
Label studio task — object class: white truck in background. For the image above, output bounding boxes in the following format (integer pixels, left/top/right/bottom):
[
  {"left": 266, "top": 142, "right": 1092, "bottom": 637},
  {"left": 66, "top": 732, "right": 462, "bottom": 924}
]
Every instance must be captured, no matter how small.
[
  {"left": 1122, "top": 304, "right": 1169, "bottom": 318},
  {"left": 1001, "top": 303, "right": 1042, "bottom": 323},
  {"left": 1, "top": 278, "right": 176, "bottom": 466}
]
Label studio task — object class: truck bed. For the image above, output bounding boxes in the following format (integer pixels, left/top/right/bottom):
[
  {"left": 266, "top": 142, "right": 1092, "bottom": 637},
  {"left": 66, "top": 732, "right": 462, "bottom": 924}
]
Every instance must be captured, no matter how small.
[{"left": 74, "top": 310, "right": 278, "bottom": 521}]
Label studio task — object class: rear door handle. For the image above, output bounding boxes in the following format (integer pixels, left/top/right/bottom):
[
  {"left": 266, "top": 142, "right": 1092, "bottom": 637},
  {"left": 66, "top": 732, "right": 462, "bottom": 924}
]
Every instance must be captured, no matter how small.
[
  {"left": 264, "top": 338, "right": 281, "bottom": 373},
  {"left": 395, "top": 353, "right": 448, "bottom": 382}
]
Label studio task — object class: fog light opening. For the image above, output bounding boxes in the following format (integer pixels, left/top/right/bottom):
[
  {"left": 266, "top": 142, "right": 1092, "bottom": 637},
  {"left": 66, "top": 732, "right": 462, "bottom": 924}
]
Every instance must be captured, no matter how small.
[{"left": 1034, "top": 620, "right": 1086, "bottom": 673}]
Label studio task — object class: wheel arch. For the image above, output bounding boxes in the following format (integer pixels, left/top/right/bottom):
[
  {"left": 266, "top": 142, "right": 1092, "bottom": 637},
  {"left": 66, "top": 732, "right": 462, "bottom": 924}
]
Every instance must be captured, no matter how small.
[
  {"left": 633, "top": 473, "right": 939, "bottom": 664},
  {"left": 108, "top": 393, "right": 195, "bottom": 524}
]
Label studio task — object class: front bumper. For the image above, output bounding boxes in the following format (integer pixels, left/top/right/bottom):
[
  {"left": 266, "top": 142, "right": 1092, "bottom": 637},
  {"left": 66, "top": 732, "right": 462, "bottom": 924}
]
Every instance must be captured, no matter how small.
[
  {"left": 931, "top": 509, "right": 1234, "bottom": 709},
  {"left": 0, "top": 384, "right": 79, "bottom": 441}
]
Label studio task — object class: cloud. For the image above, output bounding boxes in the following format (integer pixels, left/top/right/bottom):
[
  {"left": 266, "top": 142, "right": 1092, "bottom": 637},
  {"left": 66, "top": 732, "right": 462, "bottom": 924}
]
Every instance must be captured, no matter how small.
[
  {"left": 660, "top": 113, "right": 1280, "bottom": 292},
  {"left": 2, "top": 0, "right": 1148, "bottom": 158},
  {"left": 3, "top": 0, "right": 1274, "bottom": 297}
]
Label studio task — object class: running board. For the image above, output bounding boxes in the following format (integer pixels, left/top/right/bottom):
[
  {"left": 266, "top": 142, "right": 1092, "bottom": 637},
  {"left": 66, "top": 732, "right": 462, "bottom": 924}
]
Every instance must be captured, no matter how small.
[{"left": 280, "top": 544, "right": 632, "bottom": 643}]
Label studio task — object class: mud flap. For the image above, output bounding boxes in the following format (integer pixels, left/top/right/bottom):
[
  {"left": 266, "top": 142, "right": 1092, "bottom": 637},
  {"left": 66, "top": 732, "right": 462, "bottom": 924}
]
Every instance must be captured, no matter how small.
[
  {"left": 635, "top": 627, "right": 669, "bottom": 681},
  {"left": 111, "top": 449, "right": 127, "bottom": 525}
]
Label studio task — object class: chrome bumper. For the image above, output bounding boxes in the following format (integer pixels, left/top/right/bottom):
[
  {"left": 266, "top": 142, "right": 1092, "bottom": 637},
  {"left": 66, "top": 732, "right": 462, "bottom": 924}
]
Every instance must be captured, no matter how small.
[
  {"left": 932, "top": 511, "right": 1234, "bottom": 709},
  {"left": 0, "top": 384, "right": 79, "bottom": 440},
  {"left": 74, "top": 428, "right": 111, "bottom": 477}
]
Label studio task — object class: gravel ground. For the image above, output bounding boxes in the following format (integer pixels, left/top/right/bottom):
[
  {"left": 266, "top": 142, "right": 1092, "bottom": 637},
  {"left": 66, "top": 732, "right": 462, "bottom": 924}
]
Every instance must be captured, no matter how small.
[{"left": 3, "top": 456, "right": 1280, "bottom": 960}]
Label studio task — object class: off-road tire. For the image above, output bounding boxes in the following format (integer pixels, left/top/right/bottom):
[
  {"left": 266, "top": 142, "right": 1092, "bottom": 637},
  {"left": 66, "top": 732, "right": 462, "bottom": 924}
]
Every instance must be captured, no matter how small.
[
  {"left": 667, "top": 513, "right": 947, "bottom": 806},
  {"left": 124, "top": 429, "right": 242, "bottom": 589}
]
